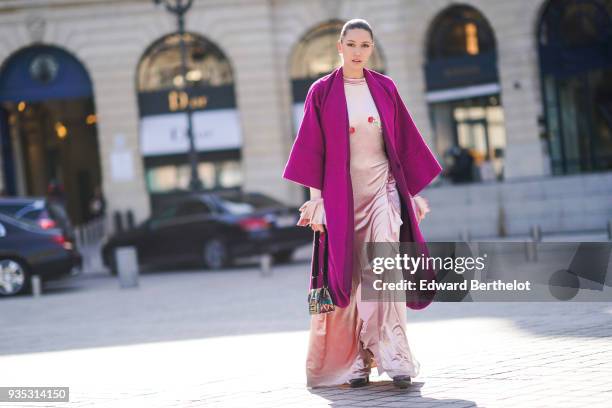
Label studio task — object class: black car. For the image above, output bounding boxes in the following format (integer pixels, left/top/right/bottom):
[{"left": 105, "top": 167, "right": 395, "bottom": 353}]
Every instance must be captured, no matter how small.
[
  {"left": 0, "top": 197, "right": 75, "bottom": 242},
  {"left": 102, "top": 191, "right": 311, "bottom": 273},
  {"left": 0, "top": 213, "right": 82, "bottom": 297}
]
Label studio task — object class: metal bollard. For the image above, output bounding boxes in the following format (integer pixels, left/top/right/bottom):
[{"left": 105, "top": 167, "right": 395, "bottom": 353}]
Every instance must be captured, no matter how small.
[
  {"left": 113, "top": 211, "right": 124, "bottom": 234},
  {"left": 260, "top": 253, "right": 272, "bottom": 277},
  {"left": 75, "top": 227, "right": 83, "bottom": 249},
  {"left": 31, "top": 275, "right": 42, "bottom": 297},
  {"left": 459, "top": 228, "right": 470, "bottom": 242},
  {"left": 115, "top": 246, "right": 139, "bottom": 288},
  {"left": 526, "top": 224, "right": 541, "bottom": 262},
  {"left": 84, "top": 224, "right": 89, "bottom": 247},
  {"left": 126, "top": 210, "right": 135, "bottom": 230},
  {"left": 531, "top": 224, "right": 542, "bottom": 242}
]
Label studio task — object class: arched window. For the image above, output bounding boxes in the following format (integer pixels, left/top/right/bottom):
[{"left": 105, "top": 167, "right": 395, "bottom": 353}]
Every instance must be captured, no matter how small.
[
  {"left": 289, "top": 20, "right": 386, "bottom": 104},
  {"left": 137, "top": 32, "right": 233, "bottom": 92},
  {"left": 427, "top": 5, "right": 496, "bottom": 60},
  {"left": 424, "top": 5, "right": 505, "bottom": 183},
  {"left": 538, "top": 0, "right": 612, "bottom": 174},
  {"left": 539, "top": 0, "right": 612, "bottom": 48},
  {"left": 136, "top": 33, "right": 242, "bottom": 197},
  {"left": 0, "top": 45, "right": 102, "bottom": 224},
  {"left": 290, "top": 20, "right": 385, "bottom": 82}
]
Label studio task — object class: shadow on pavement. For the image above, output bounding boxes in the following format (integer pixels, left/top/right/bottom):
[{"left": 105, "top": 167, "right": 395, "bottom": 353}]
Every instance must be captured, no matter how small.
[{"left": 309, "top": 381, "right": 479, "bottom": 407}]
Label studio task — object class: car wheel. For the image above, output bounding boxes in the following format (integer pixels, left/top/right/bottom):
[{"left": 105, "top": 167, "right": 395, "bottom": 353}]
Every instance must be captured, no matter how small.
[
  {"left": 202, "top": 239, "right": 229, "bottom": 270},
  {"left": 0, "top": 258, "right": 30, "bottom": 297},
  {"left": 273, "top": 249, "right": 294, "bottom": 264}
]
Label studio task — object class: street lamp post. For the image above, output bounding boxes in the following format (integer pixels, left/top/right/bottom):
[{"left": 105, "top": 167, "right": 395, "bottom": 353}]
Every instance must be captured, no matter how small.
[{"left": 153, "top": 0, "right": 203, "bottom": 191}]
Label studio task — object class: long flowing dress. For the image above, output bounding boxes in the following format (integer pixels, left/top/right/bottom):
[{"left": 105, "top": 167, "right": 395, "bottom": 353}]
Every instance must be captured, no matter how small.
[{"left": 297, "top": 75, "right": 421, "bottom": 388}]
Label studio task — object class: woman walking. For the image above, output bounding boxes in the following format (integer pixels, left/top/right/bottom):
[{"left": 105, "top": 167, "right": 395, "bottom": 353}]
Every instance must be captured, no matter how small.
[{"left": 283, "top": 19, "right": 442, "bottom": 389}]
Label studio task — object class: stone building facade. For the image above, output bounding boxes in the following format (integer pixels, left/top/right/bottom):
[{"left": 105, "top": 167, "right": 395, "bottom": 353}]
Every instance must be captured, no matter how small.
[{"left": 1, "top": 0, "right": 610, "bottom": 238}]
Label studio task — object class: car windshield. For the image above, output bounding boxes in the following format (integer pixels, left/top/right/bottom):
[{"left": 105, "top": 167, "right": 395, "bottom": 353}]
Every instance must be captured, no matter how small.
[
  {"left": 0, "top": 202, "right": 42, "bottom": 226},
  {"left": 0, "top": 213, "right": 46, "bottom": 231},
  {"left": 20, "top": 208, "right": 45, "bottom": 220},
  {"left": 1, "top": 199, "right": 70, "bottom": 222},
  {"left": 0, "top": 203, "right": 29, "bottom": 216},
  {"left": 216, "top": 193, "right": 283, "bottom": 215}
]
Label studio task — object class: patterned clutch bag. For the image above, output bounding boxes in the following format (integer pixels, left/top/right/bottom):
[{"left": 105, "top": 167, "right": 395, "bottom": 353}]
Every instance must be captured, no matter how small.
[{"left": 308, "top": 230, "right": 335, "bottom": 314}]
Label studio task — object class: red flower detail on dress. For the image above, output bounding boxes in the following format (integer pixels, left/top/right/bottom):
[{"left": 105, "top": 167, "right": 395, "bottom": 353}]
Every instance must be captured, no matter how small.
[
  {"left": 368, "top": 116, "right": 374, "bottom": 123},
  {"left": 349, "top": 126, "right": 355, "bottom": 134}
]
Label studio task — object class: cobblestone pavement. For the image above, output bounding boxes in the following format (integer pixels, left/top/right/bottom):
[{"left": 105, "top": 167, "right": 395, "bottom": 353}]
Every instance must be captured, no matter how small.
[{"left": 1, "top": 246, "right": 611, "bottom": 407}]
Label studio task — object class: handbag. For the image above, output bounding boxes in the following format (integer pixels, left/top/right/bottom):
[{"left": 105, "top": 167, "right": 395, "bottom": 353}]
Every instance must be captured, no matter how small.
[{"left": 308, "top": 230, "right": 335, "bottom": 314}]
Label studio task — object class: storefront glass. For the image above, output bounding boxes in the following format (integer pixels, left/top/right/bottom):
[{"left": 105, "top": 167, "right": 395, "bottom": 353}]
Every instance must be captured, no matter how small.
[{"left": 136, "top": 32, "right": 242, "bottom": 196}]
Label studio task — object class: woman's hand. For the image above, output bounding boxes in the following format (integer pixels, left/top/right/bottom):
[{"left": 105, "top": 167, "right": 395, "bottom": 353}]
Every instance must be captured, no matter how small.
[
  {"left": 413, "top": 195, "right": 430, "bottom": 223},
  {"left": 310, "top": 223, "right": 326, "bottom": 233},
  {"left": 296, "top": 196, "right": 326, "bottom": 231}
]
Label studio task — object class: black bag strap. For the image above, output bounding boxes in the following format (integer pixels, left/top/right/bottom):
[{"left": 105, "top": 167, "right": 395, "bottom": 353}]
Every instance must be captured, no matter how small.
[{"left": 311, "top": 230, "right": 329, "bottom": 289}]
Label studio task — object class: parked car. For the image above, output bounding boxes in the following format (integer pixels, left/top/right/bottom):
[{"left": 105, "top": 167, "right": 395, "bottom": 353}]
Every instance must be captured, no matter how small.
[
  {"left": 0, "top": 213, "right": 82, "bottom": 297},
  {"left": 102, "top": 191, "right": 312, "bottom": 273},
  {"left": 0, "top": 197, "right": 75, "bottom": 243}
]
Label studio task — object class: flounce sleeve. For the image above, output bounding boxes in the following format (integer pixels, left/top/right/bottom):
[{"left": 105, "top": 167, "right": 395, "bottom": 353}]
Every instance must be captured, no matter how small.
[
  {"left": 296, "top": 197, "right": 326, "bottom": 226},
  {"left": 410, "top": 195, "right": 430, "bottom": 223}
]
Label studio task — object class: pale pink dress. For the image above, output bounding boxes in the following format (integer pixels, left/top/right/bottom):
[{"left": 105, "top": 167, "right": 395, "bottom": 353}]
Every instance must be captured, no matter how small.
[{"left": 297, "top": 76, "right": 421, "bottom": 388}]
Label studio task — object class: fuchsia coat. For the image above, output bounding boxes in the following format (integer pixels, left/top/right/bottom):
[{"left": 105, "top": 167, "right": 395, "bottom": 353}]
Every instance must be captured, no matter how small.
[{"left": 283, "top": 66, "right": 443, "bottom": 310}]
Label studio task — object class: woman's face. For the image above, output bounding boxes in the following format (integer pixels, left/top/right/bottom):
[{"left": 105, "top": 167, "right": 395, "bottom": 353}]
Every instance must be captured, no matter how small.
[{"left": 337, "top": 28, "right": 374, "bottom": 69}]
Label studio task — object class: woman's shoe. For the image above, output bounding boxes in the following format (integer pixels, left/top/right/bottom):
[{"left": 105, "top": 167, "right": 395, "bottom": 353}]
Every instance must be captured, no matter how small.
[
  {"left": 392, "top": 375, "right": 411, "bottom": 389},
  {"left": 349, "top": 377, "right": 370, "bottom": 388}
]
